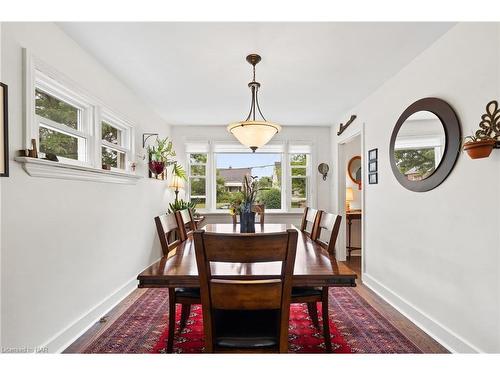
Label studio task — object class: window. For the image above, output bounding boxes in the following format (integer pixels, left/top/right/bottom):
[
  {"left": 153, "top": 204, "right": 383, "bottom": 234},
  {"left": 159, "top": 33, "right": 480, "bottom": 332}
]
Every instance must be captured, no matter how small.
[
  {"left": 100, "top": 117, "right": 131, "bottom": 170},
  {"left": 215, "top": 153, "right": 282, "bottom": 210},
  {"left": 290, "top": 153, "right": 309, "bottom": 209},
  {"left": 35, "top": 87, "right": 89, "bottom": 164},
  {"left": 24, "top": 51, "right": 137, "bottom": 182},
  {"left": 186, "top": 142, "right": 312, "bottom": 213},
  {"left": 188, "top": 153, "right": 208, "bottom": 209}
]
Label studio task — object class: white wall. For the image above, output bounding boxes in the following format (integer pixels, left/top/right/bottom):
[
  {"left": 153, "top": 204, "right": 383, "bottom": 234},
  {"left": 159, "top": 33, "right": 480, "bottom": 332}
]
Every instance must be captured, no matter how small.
[
  {"left": 332, "top": 23, "right": 500, "bottom": 353},
  {"left": 171, "top": 125, "right": 332, "bottom": 227},
  {"left": 0, "top": 23, "right": 172, "bottom": 352}
]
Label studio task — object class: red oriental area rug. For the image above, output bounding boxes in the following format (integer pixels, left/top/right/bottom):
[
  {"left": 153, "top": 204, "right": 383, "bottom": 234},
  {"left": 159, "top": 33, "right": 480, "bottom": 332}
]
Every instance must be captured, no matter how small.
[{"left": 80, "top": 288, "right": 422, "bottom": 354}]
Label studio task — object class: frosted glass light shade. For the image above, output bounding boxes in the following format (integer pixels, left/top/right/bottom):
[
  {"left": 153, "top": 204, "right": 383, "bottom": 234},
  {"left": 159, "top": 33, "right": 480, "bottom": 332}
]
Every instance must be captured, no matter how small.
[{"left": 227, "top": 121, "right": 282, "bottom": 151}]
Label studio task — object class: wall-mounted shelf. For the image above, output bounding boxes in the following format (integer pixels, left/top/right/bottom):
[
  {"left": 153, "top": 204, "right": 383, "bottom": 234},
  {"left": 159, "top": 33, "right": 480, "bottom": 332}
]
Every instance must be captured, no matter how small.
[{"left": 15, "top": 156, "right": 143, "bottom": 185}]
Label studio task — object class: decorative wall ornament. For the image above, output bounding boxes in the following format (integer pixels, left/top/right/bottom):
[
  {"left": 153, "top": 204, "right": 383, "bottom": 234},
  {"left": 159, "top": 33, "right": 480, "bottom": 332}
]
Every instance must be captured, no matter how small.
[
  {"left": 474, "top": 100, "right": 500, "bottom": 148},
  {"left": 337, "top": 115, "right": 357, "bottom": 136},
  {"left": 317, "top": 163, "right": 329, "bottom": 180}
]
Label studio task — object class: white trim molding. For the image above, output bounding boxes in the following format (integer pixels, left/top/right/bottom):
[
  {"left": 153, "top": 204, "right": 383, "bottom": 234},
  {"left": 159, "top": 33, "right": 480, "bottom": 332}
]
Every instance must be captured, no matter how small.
[
  {"left": 362, "top": 273, "right": 483, "bottom": 353},
  {"left": 41, "top": 277, "right": 138, "bottom": 353},
  {"left": 15, "top": 157, "right": 142, "bottom": 185}
]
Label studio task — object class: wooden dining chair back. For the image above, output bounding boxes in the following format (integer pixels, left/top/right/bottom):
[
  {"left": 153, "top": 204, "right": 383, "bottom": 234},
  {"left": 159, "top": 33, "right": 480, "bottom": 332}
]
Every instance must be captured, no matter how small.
[
  {"left": 231, "top": 204, "right": 265, "bottom": 225},
  {"left": 299, "top": 207, "right": 321, "bottom": 238},
  {"left": 176, "top": 208, "right": 197, "bottom": 241},
  {"left": 193, "top": 229, "right": 298, "bottom": 353},
  {"left": 314, "top": 212, "right": 342, "bottom": 257},
  {"left": 154, "top": 213, "right": 182, "bottom": 256}
]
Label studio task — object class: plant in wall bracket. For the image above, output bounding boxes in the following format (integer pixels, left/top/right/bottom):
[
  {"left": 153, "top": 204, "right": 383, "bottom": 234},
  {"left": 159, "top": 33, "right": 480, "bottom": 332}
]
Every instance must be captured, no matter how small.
[
  {"left": 147, "top": 137, "right": 176, "bottom": 178},
  {"left": 463, "top": 100, "right": 500, "bottom": 159}
]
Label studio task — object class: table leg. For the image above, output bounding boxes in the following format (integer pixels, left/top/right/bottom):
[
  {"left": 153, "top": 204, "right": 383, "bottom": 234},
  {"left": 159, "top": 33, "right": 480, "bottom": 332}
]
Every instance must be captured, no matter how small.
[{"left": 347, "top": 218, "right": 352, "bottom": 260}]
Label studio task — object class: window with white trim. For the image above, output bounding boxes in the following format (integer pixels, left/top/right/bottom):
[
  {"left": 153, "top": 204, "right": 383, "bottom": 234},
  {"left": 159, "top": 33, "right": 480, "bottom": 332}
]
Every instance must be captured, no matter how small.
[
  {"left": 186, "top": 141, "right": 312, "bottom": 213},
  {"left": 35, "top": 80, "right": 92, "bottom": 165},
  {"left": 290, "top": 153, "right": 309, "bottom": 209},
  {"left": 25, "top": 51, "right": 137, "bottom": 179},
  {"left": 188, "top": 153, "right": 208, "bottom": 209},
  {"left": 100, "top": 112, "right": 133, "bottom": 170}
]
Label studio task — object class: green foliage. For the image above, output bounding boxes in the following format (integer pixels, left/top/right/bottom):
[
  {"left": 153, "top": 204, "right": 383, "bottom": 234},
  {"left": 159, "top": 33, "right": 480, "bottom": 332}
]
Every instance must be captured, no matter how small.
[
  {"left": 394, "top": 148, "right": 435, "bottom": 177},
  {"left": 167, "top": 199, "right": 197, "bottom": 215},
  {"left": 258, "top": 176, "right": 273, "bottom": 188},
  {"left": 257, "top": 188, "right": 281, "bottom": 209},
  {"left": 147, "top": 137, "right": 176, "bottom": 164},
  {"left": 173, "top": 163, "right": 187, "bottom": 180}
]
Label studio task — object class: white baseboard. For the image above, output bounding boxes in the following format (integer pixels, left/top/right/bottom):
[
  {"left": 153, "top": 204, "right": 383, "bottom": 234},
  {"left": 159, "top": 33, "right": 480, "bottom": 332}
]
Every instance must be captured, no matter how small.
[
  {"left": 41, "top": 276, "right": 138, "bottom": 353},
  {"left": 362, "top": 273, "right": 482, "bottom": 353}
]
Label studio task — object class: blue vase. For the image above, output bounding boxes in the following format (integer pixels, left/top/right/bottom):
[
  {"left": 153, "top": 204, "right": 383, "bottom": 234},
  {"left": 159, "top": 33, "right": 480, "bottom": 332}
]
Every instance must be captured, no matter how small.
[{"left": 240, "top": 212, "right": 256, "bottom": 233}]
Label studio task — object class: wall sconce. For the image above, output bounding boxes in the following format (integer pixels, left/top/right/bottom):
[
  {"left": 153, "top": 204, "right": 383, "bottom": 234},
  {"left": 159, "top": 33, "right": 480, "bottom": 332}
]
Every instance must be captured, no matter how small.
[{"left": 317, "top": 163, "right": 329, "bottom": 181}]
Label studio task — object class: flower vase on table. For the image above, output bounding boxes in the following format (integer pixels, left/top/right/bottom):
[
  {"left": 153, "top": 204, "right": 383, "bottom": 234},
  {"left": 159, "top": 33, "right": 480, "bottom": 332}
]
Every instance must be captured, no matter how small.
[{"left": 240, "top": 206, "right": 256, "bottom": 233}]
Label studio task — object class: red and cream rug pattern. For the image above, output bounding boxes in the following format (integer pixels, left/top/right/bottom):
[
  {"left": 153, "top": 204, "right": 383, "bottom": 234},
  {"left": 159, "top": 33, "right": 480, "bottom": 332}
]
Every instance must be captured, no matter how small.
[{"left": 80, "top": 288, "right": 422, "bottom": 354}]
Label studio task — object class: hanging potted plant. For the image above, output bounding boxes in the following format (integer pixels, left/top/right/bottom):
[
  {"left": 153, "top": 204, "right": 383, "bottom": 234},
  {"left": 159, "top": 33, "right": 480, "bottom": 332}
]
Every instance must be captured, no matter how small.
[
  {"left": 147, "top": 137, "right": 176, "bottom": 177},
  {"left": 462, "top": 134, "right": 496, "bottom": 159},
  {"left": 463, "top": 100, "right": 500, "bottom": 159}
]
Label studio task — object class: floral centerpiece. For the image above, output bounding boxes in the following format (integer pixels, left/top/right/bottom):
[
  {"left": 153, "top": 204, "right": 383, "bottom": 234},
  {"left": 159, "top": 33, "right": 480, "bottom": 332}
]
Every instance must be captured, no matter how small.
[
  {"left": 230, "top": 175, "right": 259, "bottom": 232},
  {"left": 147, "top": 137, "right": 176, "bottom": 177}
]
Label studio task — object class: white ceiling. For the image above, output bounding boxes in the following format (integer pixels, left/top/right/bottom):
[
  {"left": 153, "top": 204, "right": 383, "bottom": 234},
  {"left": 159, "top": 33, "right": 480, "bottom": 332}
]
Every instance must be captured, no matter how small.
[{"left": 58, "top": 22, "right": 454, "bottom": 126}]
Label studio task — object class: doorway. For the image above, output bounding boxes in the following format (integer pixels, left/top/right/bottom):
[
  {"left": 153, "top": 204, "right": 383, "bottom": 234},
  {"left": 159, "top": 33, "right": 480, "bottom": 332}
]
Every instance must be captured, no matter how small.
[{"left": 337, "top": 134, "right": 363, "bottom": 278}]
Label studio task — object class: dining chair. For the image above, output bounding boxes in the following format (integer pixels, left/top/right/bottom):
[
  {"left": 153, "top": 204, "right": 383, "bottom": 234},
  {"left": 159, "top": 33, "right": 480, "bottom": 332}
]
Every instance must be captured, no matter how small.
[
  {"left": 299, "top": 207, "right": 320, "bottom": 238},
  {"left": 176, "top": 208, "right": 197, "bottom": 241},
  {"left": 155, "top": 212, "right": 200, "bottom": 353},
  {"left": 292, "top": 209, "right": 342, "bottom": 352},
  {"left": 193, "top": 228, "right": 298, "bottom": 353},
  {"left": 231, "top": 204, "right": 265, "bottom": 225}
]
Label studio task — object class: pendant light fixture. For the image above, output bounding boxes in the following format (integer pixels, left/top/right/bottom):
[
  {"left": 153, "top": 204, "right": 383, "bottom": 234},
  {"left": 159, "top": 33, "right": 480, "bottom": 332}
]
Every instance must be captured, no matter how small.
[{"left": 227, "top": 54, "right": 281, "bottom": 152}]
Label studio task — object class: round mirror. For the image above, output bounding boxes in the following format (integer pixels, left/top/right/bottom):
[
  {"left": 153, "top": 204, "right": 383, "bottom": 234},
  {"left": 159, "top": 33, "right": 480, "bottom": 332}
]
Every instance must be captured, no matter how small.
[
  {"left": 390, "top": 98, "right": 461, "bottom": 192},
  {"left": 393, "top": 111, "right": 446, "bottom": 181},
  {"left": 347, "top": 156, "right": 361, "bottom": 189}
]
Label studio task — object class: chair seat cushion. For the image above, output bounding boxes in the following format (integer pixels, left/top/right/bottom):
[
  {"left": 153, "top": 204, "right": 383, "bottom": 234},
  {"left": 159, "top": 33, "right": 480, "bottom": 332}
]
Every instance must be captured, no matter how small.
[
  {"left": 291, "top": 287, "right": 322, "bottom": 298},
  {"left": 174, "top": 287, "right": 200, "bottom": 298},
  {"left": 214, "top": 309, "right": 279, "bottom": 349}
]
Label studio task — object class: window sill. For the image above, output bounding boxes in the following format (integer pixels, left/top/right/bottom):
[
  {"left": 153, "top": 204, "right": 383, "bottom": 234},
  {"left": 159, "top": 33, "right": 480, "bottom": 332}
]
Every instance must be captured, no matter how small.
[
  {"left": 15, "top": 156, "right": 143, "bottom": 185},
  {"left": 199, "top": 211, "right": 303, "bottom": 216}
]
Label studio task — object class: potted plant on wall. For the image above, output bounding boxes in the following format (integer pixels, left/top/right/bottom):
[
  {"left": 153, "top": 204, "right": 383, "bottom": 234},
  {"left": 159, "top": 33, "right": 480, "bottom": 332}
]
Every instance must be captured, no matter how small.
[
  {"left": 462, "top": 134, "right": 496, "bottom": 159},
  {"left": 463, "top": 100, "right": 500, "bottom": 159},
  {"left": 147, "top": 137, "right": 176, "bottom": 177}
]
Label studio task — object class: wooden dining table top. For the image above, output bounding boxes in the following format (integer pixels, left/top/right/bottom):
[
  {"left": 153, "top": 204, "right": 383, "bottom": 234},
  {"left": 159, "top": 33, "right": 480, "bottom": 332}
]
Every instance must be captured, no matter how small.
[{"left": 137, "top": 223, "right": 357, "bottom": 288}]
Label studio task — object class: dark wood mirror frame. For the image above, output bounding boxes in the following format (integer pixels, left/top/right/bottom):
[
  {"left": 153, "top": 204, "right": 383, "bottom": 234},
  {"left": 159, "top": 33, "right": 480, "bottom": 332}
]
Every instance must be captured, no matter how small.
[{"left": 389, "top": 97, "right": 461, "bottom": 192}]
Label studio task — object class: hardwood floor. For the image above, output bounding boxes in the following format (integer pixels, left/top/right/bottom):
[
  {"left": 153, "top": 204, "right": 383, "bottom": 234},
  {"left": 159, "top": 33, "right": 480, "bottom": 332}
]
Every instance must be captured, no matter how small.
[
  {"left": 65, "top": 256, "right": 448, "bottom": 353},
  {"left": 341, "top": 256, "right": 448, "bottom": 354}
]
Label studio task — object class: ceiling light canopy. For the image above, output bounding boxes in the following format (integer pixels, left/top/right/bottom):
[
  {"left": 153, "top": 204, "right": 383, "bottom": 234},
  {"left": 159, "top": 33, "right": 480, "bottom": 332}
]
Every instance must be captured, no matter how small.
[{"left": 227, "top": 54, "right": 281, "bottom": 152}]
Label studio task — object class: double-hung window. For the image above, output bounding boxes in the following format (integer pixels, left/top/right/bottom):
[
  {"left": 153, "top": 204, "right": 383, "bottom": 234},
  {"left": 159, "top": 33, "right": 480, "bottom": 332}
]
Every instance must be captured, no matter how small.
[
  {"left": 186, "top": 142, "right": 313, "bottom": 213},
  {"left": 24, "top": 51, "right": 137, "bottom": 182},
  {"left": 34, "top": 76, "right": 92, "bottom": 166},
  {"left": 100, "top": 112, "right": 133, "bottom": 171}
]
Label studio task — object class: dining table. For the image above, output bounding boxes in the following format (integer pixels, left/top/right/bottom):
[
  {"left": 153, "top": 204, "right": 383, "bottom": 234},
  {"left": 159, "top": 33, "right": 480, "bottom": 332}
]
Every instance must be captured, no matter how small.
[{"left": 137, "top": 223, "right": 357, "bottom": 288}]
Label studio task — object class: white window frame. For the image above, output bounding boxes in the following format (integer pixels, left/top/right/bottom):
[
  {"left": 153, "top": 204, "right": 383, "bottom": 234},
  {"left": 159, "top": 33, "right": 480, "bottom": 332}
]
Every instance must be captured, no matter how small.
[
  {"left": 99, "top": 109, "right": 134, "bottom": 172},
  {"left": 187, "top": 152, "right": 209, "bottom": 211},
  {"left": 33, "top": 71, "right": 94, "bottom": 167},
  {"left": 288, "top": 152, "right": 312, "bottom": 213},
  {"left": 186, "top": 141, "right": 314, "bottom": 213},
  {"left": 21, "top": 49, "right": 140, "bottom": 184}
]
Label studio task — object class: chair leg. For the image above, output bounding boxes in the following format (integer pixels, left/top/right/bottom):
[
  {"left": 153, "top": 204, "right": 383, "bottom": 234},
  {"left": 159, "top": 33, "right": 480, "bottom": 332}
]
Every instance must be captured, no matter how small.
[
  {"left": 307, "top": 302, "right": 320, "bottom": 328},
  {"left": 167, "top": 289, "right": 176, "bottom": 353},
  {"left": 179, "top": 304, "right": 191, "bottom": 331},
  {"left": 321, "top": 288, "right": 332, "bottom": 353}
]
